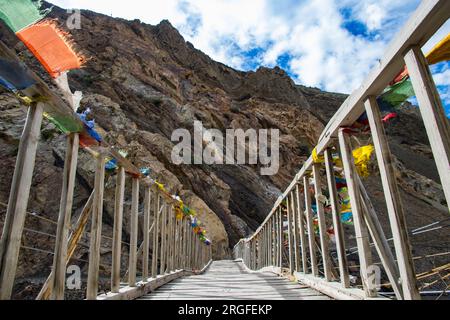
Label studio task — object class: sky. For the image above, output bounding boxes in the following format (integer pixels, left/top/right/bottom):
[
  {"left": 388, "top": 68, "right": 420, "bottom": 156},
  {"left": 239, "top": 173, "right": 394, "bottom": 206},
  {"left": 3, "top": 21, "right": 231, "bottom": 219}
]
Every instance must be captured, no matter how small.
[{"left": 50, "top": 0, "right": 450, "bottom": 117}]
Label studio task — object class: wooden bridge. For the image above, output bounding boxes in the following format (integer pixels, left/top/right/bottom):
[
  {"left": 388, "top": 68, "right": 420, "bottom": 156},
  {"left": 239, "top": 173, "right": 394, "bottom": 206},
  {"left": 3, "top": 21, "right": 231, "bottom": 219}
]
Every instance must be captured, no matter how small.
[{"left": 0, "top": 0, "right": 449, "bottom": 300}]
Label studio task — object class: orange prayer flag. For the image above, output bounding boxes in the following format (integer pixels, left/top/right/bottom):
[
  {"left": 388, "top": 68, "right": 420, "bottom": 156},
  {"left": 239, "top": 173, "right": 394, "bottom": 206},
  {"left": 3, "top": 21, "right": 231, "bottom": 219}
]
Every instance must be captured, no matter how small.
[{"left": 16, "top": 20, "right": 85, "bottom": 78}]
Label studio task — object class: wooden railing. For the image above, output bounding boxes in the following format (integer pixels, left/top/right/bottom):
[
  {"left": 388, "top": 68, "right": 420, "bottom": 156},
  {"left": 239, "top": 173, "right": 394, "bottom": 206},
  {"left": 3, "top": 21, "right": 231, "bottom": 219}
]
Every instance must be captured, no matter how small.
[
  {"left": 234, "top": 0, "right": 450, "bottom": 301},
  {"left": 0, "top": 41, "right": 212, "bottom": 300}
]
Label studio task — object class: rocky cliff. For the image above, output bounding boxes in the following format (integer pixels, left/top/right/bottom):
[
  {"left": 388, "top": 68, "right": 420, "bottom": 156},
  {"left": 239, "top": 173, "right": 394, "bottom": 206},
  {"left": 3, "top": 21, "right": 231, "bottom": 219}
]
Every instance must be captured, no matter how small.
[{"left": 0, "top": 2, "right": 448, "bottom": 297}]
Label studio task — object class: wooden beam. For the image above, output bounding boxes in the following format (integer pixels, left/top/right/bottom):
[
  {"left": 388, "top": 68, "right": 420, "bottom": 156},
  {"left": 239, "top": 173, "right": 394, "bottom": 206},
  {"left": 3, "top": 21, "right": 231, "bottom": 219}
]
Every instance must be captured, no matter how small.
[
  {"left": 312, "top": 163, "right": 332, "bottom": 281},
  {"left": 0, "top": 102, "right": 44, "bottom": 300},
  {"left": 128, "top": 178, "right": 139, "bottom": 287},
  {"left": 304, "top": 176, "right": 318, "bottom": 276},
  {"left": 364, "top": 96, "right": 420, "bottom": 299},
  {"left": 324, "top": 149, "right": 350, "bottom": 288},
  {"left": 338, "top": 129, "right": 377, "bottom": 297},
  {"left": 404, "top": 46, "right": 450, "bottom": 209},
  {"left": 111, "top": 167, "right": 125, "bottom": 293},
  {"left": 50, "top": 133, "right": 79, "bottom": 300},
  {"left": 86, "top": 155, "right": 106, "bottom": 300}
]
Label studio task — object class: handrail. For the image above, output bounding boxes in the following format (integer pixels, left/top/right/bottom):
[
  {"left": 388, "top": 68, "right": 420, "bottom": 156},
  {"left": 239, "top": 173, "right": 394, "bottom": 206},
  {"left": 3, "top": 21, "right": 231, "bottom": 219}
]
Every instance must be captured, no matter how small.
[{"left": 235, "top": 0, "right": 450, "bottom": 301}]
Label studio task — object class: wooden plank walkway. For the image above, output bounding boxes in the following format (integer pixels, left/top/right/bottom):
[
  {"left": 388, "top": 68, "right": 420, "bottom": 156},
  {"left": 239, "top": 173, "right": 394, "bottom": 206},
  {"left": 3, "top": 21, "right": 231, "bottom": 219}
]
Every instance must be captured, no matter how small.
[{"left": 138, "top": 260, "right": 331, "bottom": 300}]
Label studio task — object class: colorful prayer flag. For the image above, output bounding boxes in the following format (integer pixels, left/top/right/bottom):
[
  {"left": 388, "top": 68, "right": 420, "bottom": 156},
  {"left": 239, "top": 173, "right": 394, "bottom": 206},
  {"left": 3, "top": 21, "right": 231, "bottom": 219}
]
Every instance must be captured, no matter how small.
[
  {"left": 16, "top": 20, "right": 85, "bottom": 78},
  {"left": 378, "top": 77, "right": 415, "bottom": 110},
  {"left": 0, "top": 58, "right": 36, "bottom": 91},
  {"left": 0, "top": 0, "right": 49, "bottom": 33},
  {"left": 352, "top": 145, "right": 375, "bottom": 178},
  {"left": 426, "top": 33, "right": 450, "bottom": 65}
]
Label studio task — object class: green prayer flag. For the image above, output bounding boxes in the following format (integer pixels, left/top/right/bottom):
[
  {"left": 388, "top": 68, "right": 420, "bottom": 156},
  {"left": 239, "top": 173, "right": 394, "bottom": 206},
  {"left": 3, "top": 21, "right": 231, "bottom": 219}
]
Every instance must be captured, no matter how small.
[
  {"left": 44, "top": 113, "right": 84, "bottom": 134},
  {"left": 379, "top": 77, "right": 415, "bottom": 109},
  {"left": 0, "top": 0, "right": 49, "bottom": 33}
]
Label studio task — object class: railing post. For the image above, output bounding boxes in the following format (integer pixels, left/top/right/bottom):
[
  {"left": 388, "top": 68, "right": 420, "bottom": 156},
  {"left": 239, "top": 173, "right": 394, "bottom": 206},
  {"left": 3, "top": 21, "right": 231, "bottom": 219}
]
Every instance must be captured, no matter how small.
[
  {"left": 128, "top": 178, "right": 139, "bottom": 287},
  {"left": 0, "top": 102, "right": 44, "bottom": 300},
  {"left": 50, "top": 133, "right": 79, "bottom": 300},
  {"left": 175, "top": 215, "right": 180, "bottom": 270},
  {"left": 182, "top": 218, "right": 188, "bottom": 270},
  {"left": 251, "top": 239, "right": 256, "bottom": 270},
  {"left": 286, "top": 196, "right": 295, "bottom": 274},
  {"left": 324, "top": 149, "right": 350, "bottom": 287},
  {"left": 160, "top": 202, "right": 167, "bottom": 273},
  {"left": 167, "top": 206, "right": 173, "bottom": 272},
  {"left": 272, "top": 216, "right": 278, "bottom": 267},
  {"left": 86, "top": 155, "right": 106, "bottom": 300},
  {"left": 257, "top": 235, "right": 261, "bottom": 269},
  {"left": 111, "top": 166, "right": 125, "bottom": 293},
  {"left": 278, "top": 208, "right": 283, "bottom": 268},
  {"left": 312, "top": 163, "right": 332, "bottom": 281},
  {"left": 289, "top": 192, "right": 301, "bottom": 272},
  {"left": 338, "top": 129, "right": 377, "bottom": 297},
  {"left": 303, "top": 176, "right": 318, "bottom": 276},
  {"left": 142, "top": 188, "right": 152, "bottom": 280},
  {"left": 295, "top": 184, "right": 308, "bottom": 273},
  {"left": 404, "top": 46, "right": 450, "bottom": 206},
  {"left": 365, "top": 96, "right": 420, "bottom": 299},
  {"left": 151, "top": 193, "right": 160, "bottom": 278}
]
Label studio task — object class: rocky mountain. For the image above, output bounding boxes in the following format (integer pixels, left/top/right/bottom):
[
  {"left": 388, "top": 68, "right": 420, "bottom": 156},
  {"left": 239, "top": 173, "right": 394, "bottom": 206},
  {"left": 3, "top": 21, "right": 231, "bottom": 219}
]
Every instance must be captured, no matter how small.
[{"left": 0, "top": 2, "right": 448, "bottom": 297}]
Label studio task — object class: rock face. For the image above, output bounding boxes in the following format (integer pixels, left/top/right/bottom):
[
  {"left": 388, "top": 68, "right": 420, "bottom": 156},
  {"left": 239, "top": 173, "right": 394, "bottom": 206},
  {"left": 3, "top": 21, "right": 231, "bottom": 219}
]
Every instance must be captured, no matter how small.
[{"left": 0, "top": 2, "right": 448, "bottom": 297}]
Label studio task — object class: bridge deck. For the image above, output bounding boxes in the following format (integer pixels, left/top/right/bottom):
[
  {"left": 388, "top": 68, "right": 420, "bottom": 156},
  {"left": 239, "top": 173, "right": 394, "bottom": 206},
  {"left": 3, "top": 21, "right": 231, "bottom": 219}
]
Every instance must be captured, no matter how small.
[{"left": 138, "top": 260, "right": 331, "bottom": 300}]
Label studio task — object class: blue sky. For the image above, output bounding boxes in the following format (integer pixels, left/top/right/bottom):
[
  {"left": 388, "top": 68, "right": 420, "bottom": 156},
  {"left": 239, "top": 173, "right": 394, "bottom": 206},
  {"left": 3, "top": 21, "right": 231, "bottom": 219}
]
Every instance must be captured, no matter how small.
[{"left": 51, "top": 0, "right": 450, "bottom": 116}]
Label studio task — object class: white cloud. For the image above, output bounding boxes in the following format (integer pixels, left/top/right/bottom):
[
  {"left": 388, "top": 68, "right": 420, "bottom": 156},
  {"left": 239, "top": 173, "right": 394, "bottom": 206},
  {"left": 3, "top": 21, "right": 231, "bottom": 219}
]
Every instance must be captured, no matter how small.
[{"left": 50, "top": 0, "right": 448, "bottom": 96}]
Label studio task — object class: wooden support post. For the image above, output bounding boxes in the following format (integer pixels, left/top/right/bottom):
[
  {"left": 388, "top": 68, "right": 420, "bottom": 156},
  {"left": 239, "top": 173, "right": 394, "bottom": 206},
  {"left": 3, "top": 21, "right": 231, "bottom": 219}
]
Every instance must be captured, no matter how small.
[
  {"left": 0, "top": 103, "right": 44, "bottom": 300},
  {"left": 167, "top": 206, "right": 173, "bottom": 272},
  {"left": 286, "top": 196, "right": 295, "bottom": 274},
  {"left": 251, "top": 239, "right": 256, "bottom": 270},
  {"left": 187, "top": 221, "right": 192, "bottom": 270},
  {"left": 182, "top": 219, "right": 187, "bottom": 269},
  {"left": 86, "top": 155, "right": 106, "bottom": 300},
  {"left": 151, "top": 194, "right": 160, "bottom": 277},
  {"left": 304, "top": 176, "right": 318, "bottom": 276},
  {"left": 142, "top": 188, "right": 152, "bottom": 280},
  {"left": 290, "top": 192, "right": 301, "bottom": 272},
  {"left": 50, "top": 133, "right": 79, "bottom": 300},
  {"left": 278, "top": 209, "right": 283, "bottom": 268},
  {"left": 312, "top": 163, "right": 332, "bottom": 281},
  {"left": 272, "top": 215, "right": 279, "bottom": 267},
  {"left": 295, "top": 184, "right": 308, "bottom": 273},
  {"left": 160, "top": 202, "right": 167, "bottom": 273},
  {"left": 338, "top": 129, "right": 377, "bottom": 297},
  {"left": 174, "top": 217, "right": 179, "bottom": 270},
  {"left": 324, "top": 149, "right": 350, "bottom": 287},
  {"left": 111, "top": 167, "right": 125, "bottom": 293},
  {"left": 365, "top": 96, "right": 419, "bottom": 299},
  {"left": 404, "top": 46, "right": 450, "bottom": 207},
  {"left": 170, "top": 207, "right": 176, "bottom": 271},
  {"left": 128, "top": 178, "right": 139, "bottom": 287}
]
